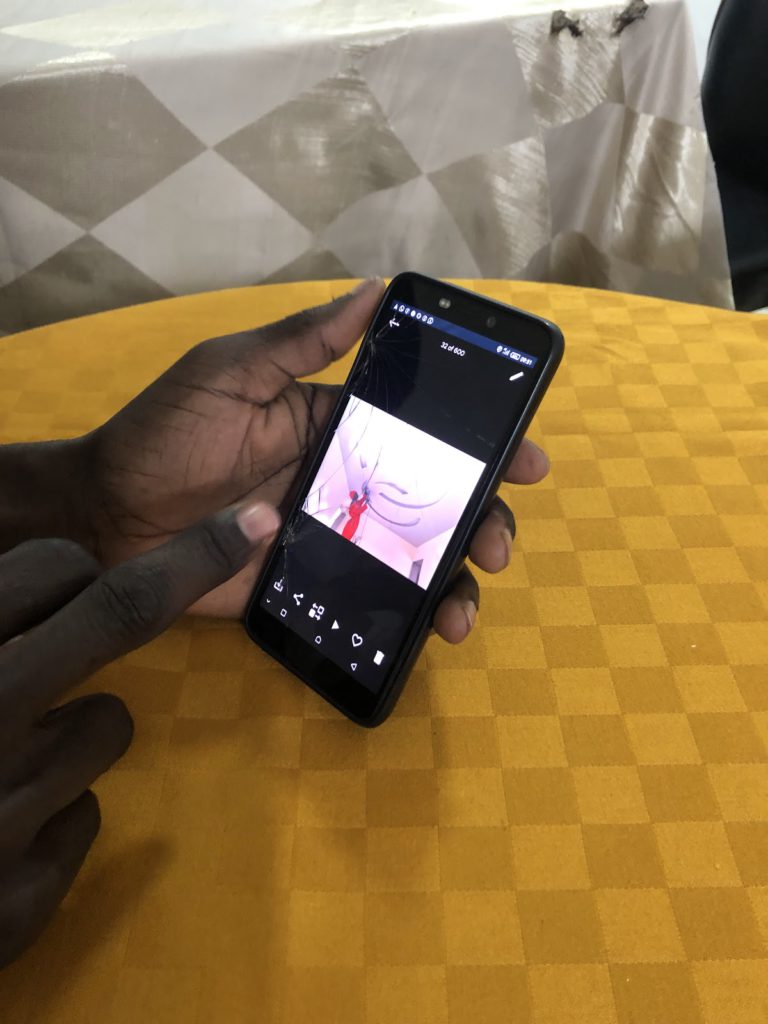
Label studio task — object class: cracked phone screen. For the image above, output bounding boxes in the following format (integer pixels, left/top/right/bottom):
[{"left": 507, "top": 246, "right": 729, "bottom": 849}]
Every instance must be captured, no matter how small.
[{"left": 258, "top": 294, "right": 542, "bottom": 693}]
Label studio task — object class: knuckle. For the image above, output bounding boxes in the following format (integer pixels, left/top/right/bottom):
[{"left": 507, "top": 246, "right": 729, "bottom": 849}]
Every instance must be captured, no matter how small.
[{"left": 93, "top": 565, "right": 169, "bottom": 643}]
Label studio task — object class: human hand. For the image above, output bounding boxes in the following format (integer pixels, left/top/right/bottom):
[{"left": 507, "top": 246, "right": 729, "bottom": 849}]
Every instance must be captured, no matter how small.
[
  {"left": 82, "top": 280, "right": 550, "bottom": 636},
  {"left": 0, "top": 500, "right": 279, "bottom": 967}
]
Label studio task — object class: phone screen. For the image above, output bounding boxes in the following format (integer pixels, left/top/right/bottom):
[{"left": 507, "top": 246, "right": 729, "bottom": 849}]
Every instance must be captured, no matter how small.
[{"left": 246, "top": 275, "right": 560, "bottom": 719}]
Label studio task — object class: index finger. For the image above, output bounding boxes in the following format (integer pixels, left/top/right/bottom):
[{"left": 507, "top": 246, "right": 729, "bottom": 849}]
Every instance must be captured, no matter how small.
[{"left": 0, "top": 501, "right": 279, "bottom": 733}]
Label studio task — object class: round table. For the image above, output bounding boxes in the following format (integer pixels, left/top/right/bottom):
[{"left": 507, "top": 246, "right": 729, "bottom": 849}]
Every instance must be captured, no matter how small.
[{"left": 0, "top": 281, "right": 766, "bottom": 1023}]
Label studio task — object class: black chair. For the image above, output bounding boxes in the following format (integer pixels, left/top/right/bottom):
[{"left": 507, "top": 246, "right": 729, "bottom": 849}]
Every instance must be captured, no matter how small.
[{"left": 702, "top": 0, "right": 768, "bottom": 310}]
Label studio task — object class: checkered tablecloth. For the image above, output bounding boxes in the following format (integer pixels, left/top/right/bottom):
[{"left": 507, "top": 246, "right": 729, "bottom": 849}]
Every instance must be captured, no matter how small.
[
  {"left": 0, "top": 280, "right": 766, "bottom": 1023},
  {"left": 0, "top": 0, "right": 732, "bottom": 334}
]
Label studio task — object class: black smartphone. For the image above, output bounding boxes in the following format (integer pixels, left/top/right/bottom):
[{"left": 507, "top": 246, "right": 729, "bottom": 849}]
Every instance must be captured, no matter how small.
[{"left": 244, "top": 273, "right": 564, "bottom": 726}]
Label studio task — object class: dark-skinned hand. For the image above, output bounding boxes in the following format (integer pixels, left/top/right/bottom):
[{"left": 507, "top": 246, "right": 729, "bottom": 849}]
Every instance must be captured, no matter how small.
[
  {"left": 82, "top": 279, "right": 550, "bottom": 639},
  {"left": 0, "top": 500, "right": 278, "bottom": 968}
]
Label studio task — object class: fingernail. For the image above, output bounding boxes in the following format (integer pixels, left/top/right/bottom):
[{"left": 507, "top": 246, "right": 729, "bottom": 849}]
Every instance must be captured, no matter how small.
[
  {"left": 236, "top": 502, "right": 281, "bottom": 544},
  {"left": 462, "top": 600, "right": 477, "bottom": 634}
]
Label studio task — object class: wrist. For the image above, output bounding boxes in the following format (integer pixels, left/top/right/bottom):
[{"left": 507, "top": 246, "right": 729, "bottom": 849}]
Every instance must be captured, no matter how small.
[{"left": 0, "top": 436, "right": 97, "bottom": 557}]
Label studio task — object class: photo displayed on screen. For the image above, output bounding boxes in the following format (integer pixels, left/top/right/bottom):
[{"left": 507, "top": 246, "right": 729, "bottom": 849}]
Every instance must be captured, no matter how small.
[{"left": 302, "top": 397, "right": 486, "bottom": 590}]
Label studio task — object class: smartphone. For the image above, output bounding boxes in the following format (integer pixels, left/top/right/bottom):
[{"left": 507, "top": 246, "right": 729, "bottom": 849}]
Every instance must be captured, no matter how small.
[{"left": 244, "top": 273, "right": 564, "bottom": 726}]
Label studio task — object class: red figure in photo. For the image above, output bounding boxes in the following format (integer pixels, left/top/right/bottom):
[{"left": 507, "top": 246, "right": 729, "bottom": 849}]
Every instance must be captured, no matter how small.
[
  {"left": 302, "top": 397, "right": 486, "bottom": 590},
  {"left": 342, "top": 490, "right": 368, "bottom": 540}
]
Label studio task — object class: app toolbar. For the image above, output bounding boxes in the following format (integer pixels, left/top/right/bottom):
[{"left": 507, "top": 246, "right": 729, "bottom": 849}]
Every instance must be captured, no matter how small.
[
  {"left": 263, "top": 573, "right": 389, "bottom": 681},
  {"left": 390, "top": 301, "right": 538, "bottom": 368}
]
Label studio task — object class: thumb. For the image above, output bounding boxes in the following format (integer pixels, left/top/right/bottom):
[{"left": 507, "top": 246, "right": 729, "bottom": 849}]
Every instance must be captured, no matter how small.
[
  {"left": 254, "top": 278, "right": 386, "bottom": 393},
  {"left": 1, "top": 499, "right": 283, "bottom": 727}
]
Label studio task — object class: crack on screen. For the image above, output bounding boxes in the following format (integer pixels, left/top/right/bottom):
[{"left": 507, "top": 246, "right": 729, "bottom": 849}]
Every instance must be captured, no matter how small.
[
  {"left": 270, "top": 521, "right": 292, "bottom": 604},
  {"left": 273, "top": 391, "right": 380, "bottom": 604},
  {"left": 302, "top": 396, "right": 376, "bottom": 514},
  {"left": 361, "top": 319, "right": 496, "bottom": 450},
  {"left": 271, "top": 312, "right": 494, "bottom": 600}
]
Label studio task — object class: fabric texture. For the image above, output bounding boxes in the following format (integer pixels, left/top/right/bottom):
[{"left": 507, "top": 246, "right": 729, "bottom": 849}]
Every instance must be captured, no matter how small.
[
  {"left": 0, "top": 279, "right": 766, "bottom": 1023},
  {"left": 0, "top": 0, "right": 732, "bottom": 334}
]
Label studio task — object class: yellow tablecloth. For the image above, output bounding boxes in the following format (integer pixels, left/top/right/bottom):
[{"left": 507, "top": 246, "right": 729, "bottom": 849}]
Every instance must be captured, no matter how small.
[{"left": 0, "top": 281, "right": 766, "bottom": 1024}]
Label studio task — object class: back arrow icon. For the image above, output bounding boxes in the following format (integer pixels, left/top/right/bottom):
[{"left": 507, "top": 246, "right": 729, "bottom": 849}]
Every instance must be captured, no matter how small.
[{"left": 389, "top": 318, "right": 400, "bottom": 328}]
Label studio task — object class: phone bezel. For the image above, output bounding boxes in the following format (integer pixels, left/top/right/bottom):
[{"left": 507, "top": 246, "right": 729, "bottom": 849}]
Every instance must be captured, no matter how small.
[{"left": 244, "top": 272, "right": 564, "bottom": 725}]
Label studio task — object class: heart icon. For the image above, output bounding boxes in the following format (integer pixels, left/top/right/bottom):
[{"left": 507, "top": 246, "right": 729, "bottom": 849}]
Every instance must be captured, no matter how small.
[{"left": 351, "top": 633, "right": 363, "bottom": 648}]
